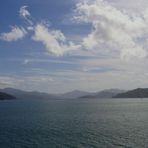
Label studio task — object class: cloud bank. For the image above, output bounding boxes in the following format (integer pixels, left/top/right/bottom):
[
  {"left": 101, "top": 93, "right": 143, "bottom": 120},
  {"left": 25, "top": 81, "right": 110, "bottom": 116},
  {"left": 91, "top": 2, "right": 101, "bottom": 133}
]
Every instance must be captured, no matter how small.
[{"left": 74, "top": 0, "right": 148, "bottom": 59}]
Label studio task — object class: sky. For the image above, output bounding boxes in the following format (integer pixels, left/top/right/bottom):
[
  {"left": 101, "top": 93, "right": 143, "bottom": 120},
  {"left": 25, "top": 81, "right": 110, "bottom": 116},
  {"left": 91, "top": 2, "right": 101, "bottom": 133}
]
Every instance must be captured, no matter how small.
[{"left": 1, "top": 0, "right": 148, "bottom": 93}]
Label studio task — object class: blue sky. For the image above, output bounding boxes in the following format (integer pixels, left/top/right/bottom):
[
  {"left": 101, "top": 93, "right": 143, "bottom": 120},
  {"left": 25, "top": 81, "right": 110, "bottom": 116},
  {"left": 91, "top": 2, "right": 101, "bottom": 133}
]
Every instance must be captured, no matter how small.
[{"left": 1, "top": 0, "right": 148, "bottom": 93}]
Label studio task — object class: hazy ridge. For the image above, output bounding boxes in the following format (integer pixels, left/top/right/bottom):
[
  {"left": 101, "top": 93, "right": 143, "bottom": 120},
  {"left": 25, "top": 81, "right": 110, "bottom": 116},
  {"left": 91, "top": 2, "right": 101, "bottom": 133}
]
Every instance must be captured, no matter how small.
[{"left": 1, "top": 87, "right": 148, "bottom": 100}]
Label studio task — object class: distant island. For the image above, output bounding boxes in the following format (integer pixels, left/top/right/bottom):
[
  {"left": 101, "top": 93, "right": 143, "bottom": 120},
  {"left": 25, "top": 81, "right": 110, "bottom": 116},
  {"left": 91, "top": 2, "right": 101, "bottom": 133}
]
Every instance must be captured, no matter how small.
[
  {"left": 113, "top": 88, "right": 148, "bottom": 98},
  {"left": 0, "top": 92, "right": 16, "bottom": 100}
]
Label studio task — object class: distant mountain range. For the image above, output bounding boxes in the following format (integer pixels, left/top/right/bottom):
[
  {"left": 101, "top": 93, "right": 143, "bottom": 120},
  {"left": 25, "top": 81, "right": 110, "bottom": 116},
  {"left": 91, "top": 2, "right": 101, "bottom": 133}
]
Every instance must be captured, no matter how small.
[
  {"left": 60, "top": 90, "right": 94, "bottom": 99},
  {"left": 0, "top": 88, "right": 56, "bottom": 100},
  {"left": 0, "top": 88, "right": 94, "bottom": 99},
  {"left": 79, "top": 89, "right": 125, "bottom": 99},
  {"left": 1, "top": 87, "right": 148, "bottom": 100},
  {"left": 0, "top": 87, "right": 125, "bottom": 100}
]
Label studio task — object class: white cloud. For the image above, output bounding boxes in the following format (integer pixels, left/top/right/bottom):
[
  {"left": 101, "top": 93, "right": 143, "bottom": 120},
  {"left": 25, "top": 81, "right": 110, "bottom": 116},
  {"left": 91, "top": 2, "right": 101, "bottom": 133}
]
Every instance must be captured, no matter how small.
[
  {"left": 32, "top": 23, "right": 81, "bottom": 56},
  {"left": 23, "top": 59, "right": 30, "bottom": 65},
  {"left": 74, "top": 0, "right": 148, "bottom": 59},
  {"left": 19, "top": 5, "right": 33, "bottom": 25},
  {"left": 107, "top": 0, "right": 148, "bottom": 12},
  {"left": 2, "top": 2, "right": 148, "bottom": 60},
  {"left": 0, "top": 76, "right": 24, "bottom": 89},
  {"left": 19, "top": 6, "right": 30, "bottom": 18},
  {"left": 0, "top": 26, "right": 27, "bottom": 42}
]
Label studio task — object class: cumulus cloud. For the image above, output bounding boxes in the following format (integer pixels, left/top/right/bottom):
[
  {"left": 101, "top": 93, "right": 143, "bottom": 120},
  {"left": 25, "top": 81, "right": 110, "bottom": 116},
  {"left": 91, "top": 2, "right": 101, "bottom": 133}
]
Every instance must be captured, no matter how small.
[
  {"left": 0, "top": 26, "right": 27, "bottom": 42},
  {"left": 74, "top": 0, "right": 148, "bottom": 59},
  {"left": 32, "top": 23, "right": 81, "bottom": 56}
]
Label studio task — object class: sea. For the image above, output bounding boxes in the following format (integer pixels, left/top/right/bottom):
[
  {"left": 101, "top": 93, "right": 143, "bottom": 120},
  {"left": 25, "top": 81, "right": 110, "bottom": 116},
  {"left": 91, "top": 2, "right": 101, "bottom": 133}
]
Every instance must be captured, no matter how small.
[{"left": 0, "top": 98, "right": 148, "bottom": 148}]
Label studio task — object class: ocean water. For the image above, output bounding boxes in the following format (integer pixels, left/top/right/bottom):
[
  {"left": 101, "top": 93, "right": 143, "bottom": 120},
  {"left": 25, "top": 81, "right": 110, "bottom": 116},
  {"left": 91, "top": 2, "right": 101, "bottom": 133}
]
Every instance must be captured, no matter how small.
[{"left": 0, "top": 98, "right": 148, "bottom": 148}]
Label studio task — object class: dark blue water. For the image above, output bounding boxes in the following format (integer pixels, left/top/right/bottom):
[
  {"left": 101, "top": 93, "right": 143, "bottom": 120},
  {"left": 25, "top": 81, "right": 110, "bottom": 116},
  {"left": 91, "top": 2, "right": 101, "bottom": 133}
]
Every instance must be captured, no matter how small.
[{"left": 0, "top": 98, "right": 148, "bottom": 148}]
